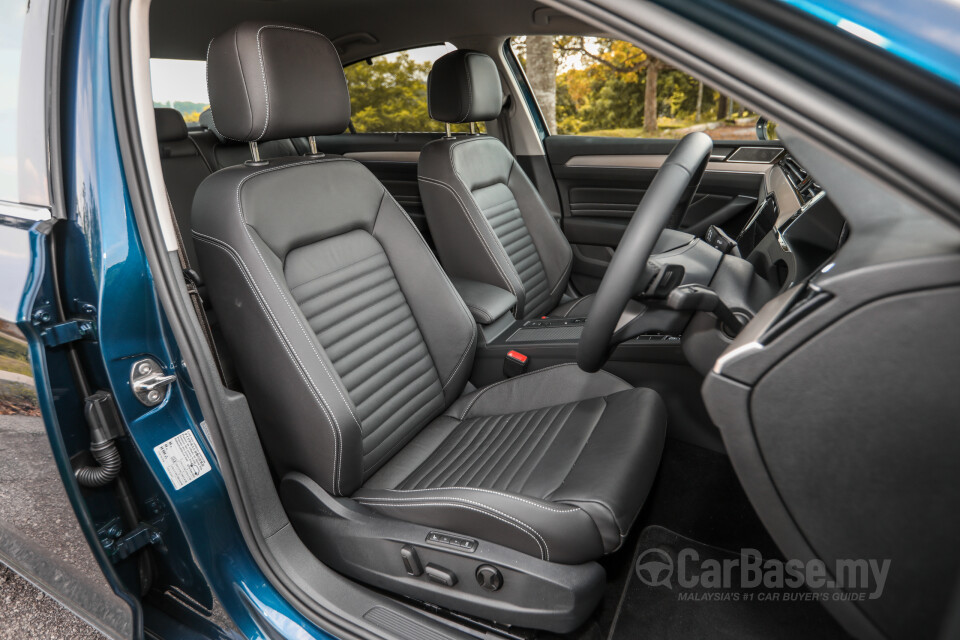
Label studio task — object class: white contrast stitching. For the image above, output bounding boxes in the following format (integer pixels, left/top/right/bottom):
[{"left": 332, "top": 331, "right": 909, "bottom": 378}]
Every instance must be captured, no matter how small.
[
  {"left": 561, "top": 295, "right": 589, "bottom": 318},
  {"left": 464, "top": 303, "right": 492, "bottom": 323},
  {"left": 356, "top": 498, "right": 549, "bottom": 560},
  {"left": 377, "top": 487, "right": 582, "bottom": 513},
  {"left": 376, "top": 185, "right": 477, "bottom": 390},
  {"left": 417, "top": 176, "right": 517, "bottom": 298},
  {"left": 446, "top": 139, "right": 522, "bottom": 278},
  {"left": 253, "top": 25, "right": 347, "bottom": 141},
  {"left": 193, "top": 232, "right": 344, "bottom": 493},
  {"left": 234, "top": 159, "right": 363, "bottom": 433},
  {"left": 458, "top": 363, "right": 576, "bottom": 420}
]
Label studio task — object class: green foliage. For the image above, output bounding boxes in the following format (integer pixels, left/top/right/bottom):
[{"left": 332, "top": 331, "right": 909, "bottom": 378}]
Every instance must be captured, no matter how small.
[
  {"left": 0, "top": 333, "right": 31, "bottom": 379},
  {"left": 549, "top": 37, "right": 742, "bottom": 135},
  {"left": 344, "top": 54, "right": 477, "bottom": 133}
]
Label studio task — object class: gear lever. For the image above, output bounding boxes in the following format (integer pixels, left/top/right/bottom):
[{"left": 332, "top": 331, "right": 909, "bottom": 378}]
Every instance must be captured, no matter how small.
[{"left": 665, "top": 284, "right": 745, "bottom": 336}]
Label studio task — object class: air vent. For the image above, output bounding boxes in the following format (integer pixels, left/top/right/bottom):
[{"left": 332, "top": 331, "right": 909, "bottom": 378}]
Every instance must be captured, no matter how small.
[{"left": 781, "top": 156, "right": 822, "bottom": 204}]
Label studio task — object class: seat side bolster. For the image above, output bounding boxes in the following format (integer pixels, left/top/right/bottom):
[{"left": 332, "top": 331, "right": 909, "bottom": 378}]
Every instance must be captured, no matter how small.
[
  {"left": 352, "top": 486, "right": 604, "bottom": 564},
  {"left": 191, "top": 158, "right": 372, "bottom": 495},
  {"left": 505, "top": 159, "right": 574, "bottom": 312},
  {"left": 418, "top": 139, "right": 524, "bottom": 307},
  {"left": 549, "top": 388, "right": 667, "bottom": 552},
  {"left": 373, "top": 190, "right": 478, "bottom": 403},
  {"left": 447, "top": 363, "right": 632, "bottom": 421}
]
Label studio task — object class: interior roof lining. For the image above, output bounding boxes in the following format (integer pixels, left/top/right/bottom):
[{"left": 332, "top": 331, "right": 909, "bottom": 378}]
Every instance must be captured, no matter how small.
[{"left": 148, "top": 0, "right": 600, "bottom": 62}]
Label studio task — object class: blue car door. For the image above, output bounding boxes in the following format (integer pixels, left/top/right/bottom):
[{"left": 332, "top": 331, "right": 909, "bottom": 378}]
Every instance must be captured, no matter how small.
[{"left": 0, "top": 0, "right": 136, "bottom": 637}]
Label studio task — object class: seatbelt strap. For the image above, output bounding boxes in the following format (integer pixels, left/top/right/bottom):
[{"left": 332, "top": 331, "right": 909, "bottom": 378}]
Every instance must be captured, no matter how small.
[{"left": 164, "top": 190, "right": 226, "bottom": 383}]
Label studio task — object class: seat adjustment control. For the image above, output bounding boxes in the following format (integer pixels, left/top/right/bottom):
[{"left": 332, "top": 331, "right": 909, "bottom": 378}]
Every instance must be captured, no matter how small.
[
  {"left": 425, "top": 563, "right": 457, "bottom": 587},
  {"left": 426, "top": 531, "right": 478, "bottom": 551},
  {"left": 400, "top": 545, "right": 423, "bottom": 576},
  {"left": 476, "top": 564, "right": 503, "bottom": 592}
]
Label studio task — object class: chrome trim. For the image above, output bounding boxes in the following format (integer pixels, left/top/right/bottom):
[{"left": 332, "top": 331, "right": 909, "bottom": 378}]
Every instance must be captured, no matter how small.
[
  {"left": 130, "top": 358, "right": 176, "bottom": 407},
  {"left": 776, "top": 189, "right": 828, "bottom": 233},
  {"left": 0, "top": 200, "right": 52, "bottom": 223},
  {"left": 563, "top": 155, "right": 772, "bottom": 175},
  {"left": 712, "top": 341, "right": 763, "bottom": 375}
]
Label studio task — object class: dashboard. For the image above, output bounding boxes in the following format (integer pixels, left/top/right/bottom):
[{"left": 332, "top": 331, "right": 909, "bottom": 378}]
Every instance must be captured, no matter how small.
[{"left": 735, "top": 155, "right": 846, "bottom": 290}]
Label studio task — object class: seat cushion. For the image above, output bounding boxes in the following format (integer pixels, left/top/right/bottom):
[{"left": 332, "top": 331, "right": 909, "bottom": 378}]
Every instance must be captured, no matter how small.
[
  {"left": 550, "top": 294, "right": 595, "bottom": 318},
  {"left": 355, "top": 364, "right": 666, "bottom": 564}
]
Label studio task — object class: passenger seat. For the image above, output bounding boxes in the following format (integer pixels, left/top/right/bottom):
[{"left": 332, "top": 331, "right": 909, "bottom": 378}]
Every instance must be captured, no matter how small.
[
  {"left": 155, "top": 107, "right": 241, "bottom": 386},
  {"left": 155, "top": 107, "right": 213, "bottom": 267}
]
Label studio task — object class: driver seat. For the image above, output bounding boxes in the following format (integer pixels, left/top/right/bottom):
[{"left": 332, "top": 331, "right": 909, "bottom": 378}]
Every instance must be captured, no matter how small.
[
  {"left": 419, "top": 50, "right": 594, "bottom": 319},
  {"left": 194, "top": 22, "right": 666, "bottom": 631}
]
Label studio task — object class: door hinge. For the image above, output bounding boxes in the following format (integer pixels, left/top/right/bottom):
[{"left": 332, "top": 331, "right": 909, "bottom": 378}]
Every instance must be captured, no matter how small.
[
  {"left": 98, "top": 517, "right": 167, "bottom": 562},
  {"left": 40, "top": 319, "right": 96, "bottom": 347}
]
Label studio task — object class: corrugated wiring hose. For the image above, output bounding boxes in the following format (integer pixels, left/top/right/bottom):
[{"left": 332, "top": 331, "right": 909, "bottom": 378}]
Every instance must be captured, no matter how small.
[{"left": 75, "top": 438, "right": 122, "bottom": 487}]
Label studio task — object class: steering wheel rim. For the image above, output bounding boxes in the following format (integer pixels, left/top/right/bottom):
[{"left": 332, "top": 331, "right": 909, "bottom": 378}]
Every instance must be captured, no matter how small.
[{"left": 577, "top": 132, "right": 714, "bottom": 372}]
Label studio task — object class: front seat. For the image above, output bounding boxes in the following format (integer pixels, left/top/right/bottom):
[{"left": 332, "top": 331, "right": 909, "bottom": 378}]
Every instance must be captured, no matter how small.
[
  {"left": 194, "top": 22, "right": 666, "bottom": 632},
  {"left": 419, "top": 50, "right": 593, "bottom": 319}
]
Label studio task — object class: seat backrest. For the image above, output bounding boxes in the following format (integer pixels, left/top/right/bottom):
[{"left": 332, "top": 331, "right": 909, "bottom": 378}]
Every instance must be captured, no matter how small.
[
  {"left": 155, "top": 107, "right": 214, "bottom": 267},
  {"left": 193, "top": 22, "right": 476, "bottom": 496},
  {"left": 418, "top": 51, "right": 573, "bottom": 319}
]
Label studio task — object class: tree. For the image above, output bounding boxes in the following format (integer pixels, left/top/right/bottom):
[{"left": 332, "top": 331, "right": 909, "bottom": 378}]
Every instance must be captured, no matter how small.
[
  {"left": 526, "top": 36, "right": 558, "bottom": 134},
  {"left": 643, "top": 60, "right": 663, "bottom": 136},
  {"left": 555, "top": 37, "right": 667, "bottom": 136},
  {"left": 344, "top": 53, "right": 436, "bottom": 132},
  {"left": 717, "top": 93, "right": 729, "bottom": 121}
]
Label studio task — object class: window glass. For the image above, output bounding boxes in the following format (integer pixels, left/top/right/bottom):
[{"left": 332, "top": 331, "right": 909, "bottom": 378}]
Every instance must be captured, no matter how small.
[
  {"left": 150, "top": 59, "right": 209, "bottom": 123},
  {"left": 345, "top": 43, "right": 483, "bottom": 133},
  {"left": 0, "top": 2, "right": 28, "bottom": 201},
  {"left": 510, "top": 37, "right": 760, "bottom": 140}
]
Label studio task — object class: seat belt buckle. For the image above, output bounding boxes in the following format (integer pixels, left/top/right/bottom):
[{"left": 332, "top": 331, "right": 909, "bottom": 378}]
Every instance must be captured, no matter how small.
[{"left": 503, "top": 350, "right": 529, "bottom": 378}]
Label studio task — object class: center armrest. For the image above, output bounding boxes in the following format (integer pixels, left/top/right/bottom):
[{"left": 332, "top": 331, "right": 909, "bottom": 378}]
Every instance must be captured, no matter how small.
[{"left": 450, "top": 277, "right": 517, "bottom": 325}]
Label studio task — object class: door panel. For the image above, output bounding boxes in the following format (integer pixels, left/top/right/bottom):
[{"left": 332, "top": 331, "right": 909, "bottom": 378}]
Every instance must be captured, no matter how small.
[
  {"left": 313, "top": 133, "right": 445, "bottom": 244},
  {"left": 544, "top": 135, "right": 780, "bottom": 294}
]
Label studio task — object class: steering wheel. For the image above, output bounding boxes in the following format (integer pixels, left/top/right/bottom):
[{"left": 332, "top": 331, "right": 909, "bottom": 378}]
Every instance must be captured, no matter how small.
[{"left": 577, "top": 132, "right": 714, "bottom": 372}]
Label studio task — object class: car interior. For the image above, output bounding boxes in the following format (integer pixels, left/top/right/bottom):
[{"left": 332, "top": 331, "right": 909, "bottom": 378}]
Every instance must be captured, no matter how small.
[{"left": 132, "top": 0, "right": 960, "bottom": 639}]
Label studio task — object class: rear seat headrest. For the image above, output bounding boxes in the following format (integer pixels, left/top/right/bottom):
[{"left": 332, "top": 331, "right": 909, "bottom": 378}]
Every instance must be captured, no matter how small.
[
  {"left": 155, "top": 107, "right": 189, "bottom": 142},
  {"left": 205, "top": 21, "right": 350, "bottom": 143},
  {"left": 198, "top": 108, "right": 225, "bottom": 142},
  {"left": 428, "top": 50, "right": 502, "bottom": 123}
]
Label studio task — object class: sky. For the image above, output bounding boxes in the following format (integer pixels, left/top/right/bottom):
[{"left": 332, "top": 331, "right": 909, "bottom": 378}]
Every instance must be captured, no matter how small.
[{"left": 150, "top": 43, "right": 456, "bottom": 105}]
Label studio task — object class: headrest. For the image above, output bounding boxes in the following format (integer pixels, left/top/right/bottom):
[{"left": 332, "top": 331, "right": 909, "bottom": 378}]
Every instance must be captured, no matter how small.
[
  {"left": 197, "top": 108, "right": 225, "bottom": 142},
  {"left": 155, "top": 108, "right": 188, "bottom": 142},
  {"left": 427, "top": 50, "right": 502, "bottom": 123},
  {"left": 205, "top": 21, "right": 351, "bottom": 142}
]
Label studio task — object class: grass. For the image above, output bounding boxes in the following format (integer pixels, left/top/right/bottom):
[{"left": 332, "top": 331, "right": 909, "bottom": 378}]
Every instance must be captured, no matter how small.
[
  {"left": 0, "top": 355, "right": 31, "bottom": 377},
  {"left": 0, "top": 334, "right": 30, "bottom": 377}
]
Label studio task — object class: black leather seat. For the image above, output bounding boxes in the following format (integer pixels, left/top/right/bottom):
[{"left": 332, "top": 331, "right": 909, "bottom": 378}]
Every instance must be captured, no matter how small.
[
  {"left": 193, "top": 21, "right": 665, "bottom": 627},
  {"left": 418, "top": 51, "right": 596, "bottom": 320},
  {"left": 155, "top": 107, "right": 214, "bottom": 267}
]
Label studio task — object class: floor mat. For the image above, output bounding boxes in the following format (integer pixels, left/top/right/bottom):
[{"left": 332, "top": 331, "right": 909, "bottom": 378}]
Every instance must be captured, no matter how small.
[{"left": 607, "top": 526, "right": 850, "bottom": 640}]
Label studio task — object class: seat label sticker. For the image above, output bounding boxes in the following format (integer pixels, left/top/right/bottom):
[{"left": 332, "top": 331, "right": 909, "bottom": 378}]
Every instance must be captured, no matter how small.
[{"left": 154, "top": 430, "right": 212, "bottom": 490}]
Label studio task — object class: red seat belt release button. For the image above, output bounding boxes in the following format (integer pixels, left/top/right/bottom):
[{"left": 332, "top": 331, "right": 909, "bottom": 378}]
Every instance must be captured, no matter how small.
[{"left": 504, "top": 350, "right": 529, "bottom": 378}]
